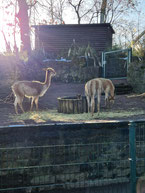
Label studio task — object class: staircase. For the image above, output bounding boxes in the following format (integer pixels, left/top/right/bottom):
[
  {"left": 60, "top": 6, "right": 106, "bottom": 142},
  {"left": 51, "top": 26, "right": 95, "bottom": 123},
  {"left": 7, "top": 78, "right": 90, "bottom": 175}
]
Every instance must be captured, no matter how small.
[
  {"left": 112, "top": 79, "right": 133, "bottom": 95},
  {"left": 115, "top": 84, "right": 133, "bottom": 95}
]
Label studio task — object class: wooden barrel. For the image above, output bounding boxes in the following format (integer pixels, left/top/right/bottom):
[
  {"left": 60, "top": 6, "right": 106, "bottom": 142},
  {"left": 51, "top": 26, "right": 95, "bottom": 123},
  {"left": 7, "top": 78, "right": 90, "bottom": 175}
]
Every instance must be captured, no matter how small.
[
  {"left": 57, "top": 96, "right": 98, "bottom": 114},
  {"left": 57, "top": 96, "right": 88, "bottom": 114}
]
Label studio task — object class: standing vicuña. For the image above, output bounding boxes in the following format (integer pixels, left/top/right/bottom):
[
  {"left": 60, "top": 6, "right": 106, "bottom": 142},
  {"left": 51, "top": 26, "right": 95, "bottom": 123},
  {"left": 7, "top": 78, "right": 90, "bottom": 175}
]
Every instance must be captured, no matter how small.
[
  {"left": 85, "top": 78, "right": 115, "bottom": 116},
  {"left": 12, "top": 67, "right": 56, "bottom": 114}
]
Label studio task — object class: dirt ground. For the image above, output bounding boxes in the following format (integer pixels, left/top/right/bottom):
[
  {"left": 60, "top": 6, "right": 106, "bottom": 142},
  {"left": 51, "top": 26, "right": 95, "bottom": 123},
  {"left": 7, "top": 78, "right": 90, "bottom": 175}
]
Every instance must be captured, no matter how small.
[{"left": 0, "top": 82, "right": 145, "bottom": 126}]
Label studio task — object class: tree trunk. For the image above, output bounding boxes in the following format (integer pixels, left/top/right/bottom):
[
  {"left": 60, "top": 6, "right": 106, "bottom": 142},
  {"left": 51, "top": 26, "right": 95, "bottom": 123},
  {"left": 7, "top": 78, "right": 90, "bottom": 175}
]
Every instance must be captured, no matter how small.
[
  {"left": 100, "top": 0, "right": 107, "bottom": 23},
  {"left": 14, "top": 0, "right": 18, "bottom": 54},
  {"left": 16, "top": 0, "right": 31, "bottom": 54},
  {"left": 1, "top": 30, "right": 11, "bottom": 52}
]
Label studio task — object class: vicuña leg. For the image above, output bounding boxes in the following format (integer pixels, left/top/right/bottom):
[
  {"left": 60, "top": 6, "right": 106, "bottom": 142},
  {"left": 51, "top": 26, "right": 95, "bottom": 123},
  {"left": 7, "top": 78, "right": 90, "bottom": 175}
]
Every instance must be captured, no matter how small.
[
  {"left": 91, "top": 96, "right": 95, "bottom": 116},
  {"left": 14, "top": 96, "right": 24, "bottom": 114},
  {"left": 97, "top": 93, "right": 101, "bottom": 115},
  {"left": 30, "top": 97, "right": 35, "bottom": 111},
  {"left": 86, "top": 95, "right": 91, "bottom": 113},
  {"left": 14, "top": 98, "right": 18, "bottom": 114},
  {"left": 105, "top": 87, "right": 110, "bottom": 108},
  {"left": 105, "top": 94, "right": 110, "bottom": 108},
  {"left": 30, "top": 97, "right": 39, "bottom": 111},
  {"left": 34, "top": 97, "right": 39, "bottom": 111}
]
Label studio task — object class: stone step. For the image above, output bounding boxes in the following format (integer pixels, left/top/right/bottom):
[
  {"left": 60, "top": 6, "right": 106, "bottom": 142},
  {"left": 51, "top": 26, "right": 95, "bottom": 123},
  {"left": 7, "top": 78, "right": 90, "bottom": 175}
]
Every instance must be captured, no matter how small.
[{"left": 115, "top": 84, "right": 133, "bottom": 95}]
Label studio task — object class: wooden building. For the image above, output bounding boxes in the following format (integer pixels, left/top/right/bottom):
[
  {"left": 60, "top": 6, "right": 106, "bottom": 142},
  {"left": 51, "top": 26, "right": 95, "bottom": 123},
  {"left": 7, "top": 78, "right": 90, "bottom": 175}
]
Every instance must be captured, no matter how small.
[{"left": 32, "top": 23, "right": 115, "bottom": 56}]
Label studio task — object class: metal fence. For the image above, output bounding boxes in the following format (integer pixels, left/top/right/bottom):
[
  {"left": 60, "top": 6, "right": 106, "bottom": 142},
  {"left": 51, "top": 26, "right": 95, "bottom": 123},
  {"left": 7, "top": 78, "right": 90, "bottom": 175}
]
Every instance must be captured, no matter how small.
[
  {"left": 101, "top": 48, "right": 132, "bottom": 79},
  {"left": 0, "top": 121, "right": 145, "bottom": 193}
]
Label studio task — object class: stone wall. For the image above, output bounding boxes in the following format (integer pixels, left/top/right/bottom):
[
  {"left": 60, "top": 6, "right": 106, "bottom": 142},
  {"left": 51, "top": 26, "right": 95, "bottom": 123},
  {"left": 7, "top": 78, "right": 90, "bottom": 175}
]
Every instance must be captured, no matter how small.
[
  {"left": 0, "top": 122, "right": 131, "bottom": 193},
  {"left": 45, "top": 61, "right": 101, "bottom": 83}
]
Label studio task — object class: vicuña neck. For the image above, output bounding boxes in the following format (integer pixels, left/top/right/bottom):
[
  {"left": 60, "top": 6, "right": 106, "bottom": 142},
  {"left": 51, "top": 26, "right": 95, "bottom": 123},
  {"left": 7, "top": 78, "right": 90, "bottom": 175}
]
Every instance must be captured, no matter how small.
[
  {"left": 110, "top": 86, "right": 114, "bottom": 98},
  {"left": 44, "top": 71, "right": 52, "bottom": 87}
]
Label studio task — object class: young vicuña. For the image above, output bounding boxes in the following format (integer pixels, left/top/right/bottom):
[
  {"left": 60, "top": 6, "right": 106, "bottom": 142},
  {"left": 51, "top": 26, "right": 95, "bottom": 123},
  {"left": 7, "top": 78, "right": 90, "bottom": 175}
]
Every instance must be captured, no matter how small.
[
  {"left": 12, "top": 67, "right": 56, "bottom": 114},
  {"left": 85, "top": 78, "right": 115, "bottom": 116}
]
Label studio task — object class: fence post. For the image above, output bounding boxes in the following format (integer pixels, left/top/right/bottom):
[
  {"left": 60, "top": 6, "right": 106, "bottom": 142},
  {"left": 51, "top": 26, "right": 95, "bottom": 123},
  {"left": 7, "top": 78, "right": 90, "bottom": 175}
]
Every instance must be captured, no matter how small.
[
  {"left": 129, "top": 121, "right": 136, "bottom": 193},
  {"left": 101, "top": 52, "right": 105, "bottom": 78},
  {"left": 127, "top": 48, "right": 132, "bottom": 71}
]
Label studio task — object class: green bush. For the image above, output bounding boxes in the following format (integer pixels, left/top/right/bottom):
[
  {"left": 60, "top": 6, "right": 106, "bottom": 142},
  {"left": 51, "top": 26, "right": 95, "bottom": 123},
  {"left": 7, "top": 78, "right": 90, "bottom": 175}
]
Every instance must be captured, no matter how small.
[
  {"left": 53, "top": 63, "right": 100, "bottom": 83},
  {"left": 68, "top": 42, "right": 101, "bottom": 67},
  {"left": 128, "top": 61, "right": 145, "bottom": 93}
]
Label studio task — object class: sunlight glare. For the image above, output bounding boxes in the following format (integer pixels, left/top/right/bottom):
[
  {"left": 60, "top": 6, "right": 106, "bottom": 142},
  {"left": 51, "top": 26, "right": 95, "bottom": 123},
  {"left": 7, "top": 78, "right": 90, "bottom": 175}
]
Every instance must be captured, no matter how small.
[
  {"left": 0, "top": 10, "right": 6, "bottom": 52},
  {"left": 0, "top": 4, "right": 21, "bottom": 53}
]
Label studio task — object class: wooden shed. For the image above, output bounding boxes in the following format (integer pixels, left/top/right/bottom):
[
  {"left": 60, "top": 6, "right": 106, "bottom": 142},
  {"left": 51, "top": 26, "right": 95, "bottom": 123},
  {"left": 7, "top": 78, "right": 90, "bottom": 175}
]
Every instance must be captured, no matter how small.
[{"left": 32, "top": 23, "right": 115, "bottom": 56}]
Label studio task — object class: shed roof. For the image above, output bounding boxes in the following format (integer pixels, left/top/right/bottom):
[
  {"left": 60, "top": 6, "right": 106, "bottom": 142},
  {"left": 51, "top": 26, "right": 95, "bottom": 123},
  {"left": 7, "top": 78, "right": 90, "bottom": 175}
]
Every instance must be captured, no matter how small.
[{"left": 32, "top": 23, "right": 115, "bottom": 34}]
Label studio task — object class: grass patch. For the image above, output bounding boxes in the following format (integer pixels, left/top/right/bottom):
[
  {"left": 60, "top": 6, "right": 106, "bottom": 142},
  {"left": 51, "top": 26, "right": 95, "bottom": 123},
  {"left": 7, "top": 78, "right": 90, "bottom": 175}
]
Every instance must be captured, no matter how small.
[{"left": 10, "top": 109, "right": 145, "bottom": 124}]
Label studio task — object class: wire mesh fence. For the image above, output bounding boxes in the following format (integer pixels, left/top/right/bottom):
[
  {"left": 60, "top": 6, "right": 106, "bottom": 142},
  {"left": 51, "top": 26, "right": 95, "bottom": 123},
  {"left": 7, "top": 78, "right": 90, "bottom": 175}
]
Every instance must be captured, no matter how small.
[
  {"left": 0, "top": 121, "right": 144, "bottom": 193},
  {"left": 135, "top": 122, "right": 145, "bottom": 193},
  {"left": 102, "top": 48, "right": 132, "bottom": 79}
]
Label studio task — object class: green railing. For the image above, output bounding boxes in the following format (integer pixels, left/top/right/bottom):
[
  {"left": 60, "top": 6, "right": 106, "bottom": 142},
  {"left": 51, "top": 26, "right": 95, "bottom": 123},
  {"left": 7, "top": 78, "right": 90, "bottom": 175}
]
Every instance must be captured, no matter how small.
[
  {"left": 101, "top": 48, "right": 132, "bottom": 79},
  {"left": 0, "top": 121, "right": 144, "bottom": 193}
]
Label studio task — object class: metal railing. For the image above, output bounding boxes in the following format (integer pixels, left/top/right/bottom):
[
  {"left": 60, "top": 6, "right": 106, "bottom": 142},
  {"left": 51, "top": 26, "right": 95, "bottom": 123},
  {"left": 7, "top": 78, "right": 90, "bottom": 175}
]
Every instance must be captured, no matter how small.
[{"left": 101, "top": 48, "right": 132, "bottom": 79}]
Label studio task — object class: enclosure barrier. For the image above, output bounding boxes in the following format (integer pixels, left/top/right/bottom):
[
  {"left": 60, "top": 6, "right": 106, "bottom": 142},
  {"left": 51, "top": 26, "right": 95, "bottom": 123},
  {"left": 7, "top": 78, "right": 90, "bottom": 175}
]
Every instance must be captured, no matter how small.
[
  {"left": 0, "top": 120, "right": 144, "bottom": 193},
  {"left": 101, "top": 48, "right": 132, "bottom": 79}
]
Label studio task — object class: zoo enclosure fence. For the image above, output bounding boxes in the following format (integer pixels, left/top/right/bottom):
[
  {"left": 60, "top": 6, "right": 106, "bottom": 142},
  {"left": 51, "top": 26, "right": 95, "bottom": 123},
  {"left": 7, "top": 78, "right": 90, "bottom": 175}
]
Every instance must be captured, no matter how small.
[
  {"left": 0, "top": 121, "right": 144, "bottom": 193},
  {"left": 101, "top": 48, "right": 132, "bottom": 79}
]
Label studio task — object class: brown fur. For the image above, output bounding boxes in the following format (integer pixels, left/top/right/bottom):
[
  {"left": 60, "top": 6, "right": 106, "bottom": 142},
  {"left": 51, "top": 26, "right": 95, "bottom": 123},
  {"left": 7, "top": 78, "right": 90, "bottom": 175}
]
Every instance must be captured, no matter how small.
[
  {"left": 12, "top": 68, "right": 56, "bottom": 114},
  {"left": 85, "top": 78, "right": 115, "bottom": 116}
]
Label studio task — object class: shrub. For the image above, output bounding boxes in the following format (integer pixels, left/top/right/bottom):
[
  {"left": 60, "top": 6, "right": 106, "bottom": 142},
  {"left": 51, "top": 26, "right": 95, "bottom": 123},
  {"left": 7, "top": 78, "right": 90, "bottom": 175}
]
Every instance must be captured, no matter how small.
[{"left": 128, "top": 61, "right": 145, "bottom": 93}]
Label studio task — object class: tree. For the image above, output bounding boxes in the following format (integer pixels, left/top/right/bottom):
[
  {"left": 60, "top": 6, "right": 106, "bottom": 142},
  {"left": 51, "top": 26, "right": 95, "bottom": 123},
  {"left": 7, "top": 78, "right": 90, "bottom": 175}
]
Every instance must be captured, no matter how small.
[
  {"left": 35, "top": 0, "right": 66, "bottom": 24},
  {"left": 67, "top": 0, "right": 138, "bottom": 26},
  {"left": 105, "top": 0, "right": 138, "bottom": 24},
  {"left": 0, "top": 0, "right": 17, "bottom": 52},
  {"left": 16, "top": 0, "right": 31, "bottom": 53},
  {"left": 0, "top": 0, "right": 33, "bottom": 53},
  {"left": 1, "top": 30, "right": 11, "bottom": 52},
  {"left": 55, "top": 0, "right": 66, "bottom": 23},
  {"left": 45, "top": 0, "right": 56, "bottom": 24},
  {"left": 68, "top": 0, "right": 95, "bottom": 24},
  {"left": 87, "top": 0, "right": 138, "bottom": 24},
  {"left": 100, "top": 0, "right": 107, "bottom": 23},
  {"left": 131, "top": 30, "right": 145, "bottom": 59},
  {"left": 131, "top": 29, "right": 145, "bottom": 47}
]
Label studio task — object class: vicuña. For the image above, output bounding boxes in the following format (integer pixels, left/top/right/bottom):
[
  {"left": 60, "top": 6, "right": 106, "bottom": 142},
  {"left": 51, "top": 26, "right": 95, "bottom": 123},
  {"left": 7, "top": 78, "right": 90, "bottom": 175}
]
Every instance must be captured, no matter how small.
[
  {"left": 85, "top": 78, "right": 115, "bottom": 116},
  {"left": 12, "top": 67, "right": 56, "bottom": 114}
]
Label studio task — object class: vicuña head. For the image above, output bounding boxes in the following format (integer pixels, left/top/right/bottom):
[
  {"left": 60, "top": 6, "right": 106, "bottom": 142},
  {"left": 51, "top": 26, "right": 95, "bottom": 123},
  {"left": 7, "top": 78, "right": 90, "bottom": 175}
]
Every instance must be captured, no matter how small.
[
  {"left": 108, "top": 95, "right": 115, "bottom": 105},
  {"left": 12, "top": 67, "right": 56, "bottom": 114}
]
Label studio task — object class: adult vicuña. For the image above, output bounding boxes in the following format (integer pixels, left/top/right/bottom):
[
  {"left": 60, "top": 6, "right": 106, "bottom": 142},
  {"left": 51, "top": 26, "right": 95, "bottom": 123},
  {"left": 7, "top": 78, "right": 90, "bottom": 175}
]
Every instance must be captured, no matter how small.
[
  {"left": 12, "top": 67, "right": 56, "bottom": 114},
  {"left": 85, "top": 78, "right": 115, "bottom": 116}
]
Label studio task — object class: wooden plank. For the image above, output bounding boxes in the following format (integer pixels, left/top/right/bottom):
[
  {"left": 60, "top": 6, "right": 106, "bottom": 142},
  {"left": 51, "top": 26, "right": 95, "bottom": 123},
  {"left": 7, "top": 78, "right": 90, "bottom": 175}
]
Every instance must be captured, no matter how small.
[
  {"left": 78, "top": 99, "right": 82, "bottom": 113},
  {"left": 68, "top": 100, "right": 74, "bottom": 114},
  {"left": 65, "top": 100, "right": 69, "bottom": 114},
  {"left": 74, "top": 100, "right": 78, "bottom": 114},
  {"left": 82, "top": 97, "right": 87, "bottom": 113}
]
